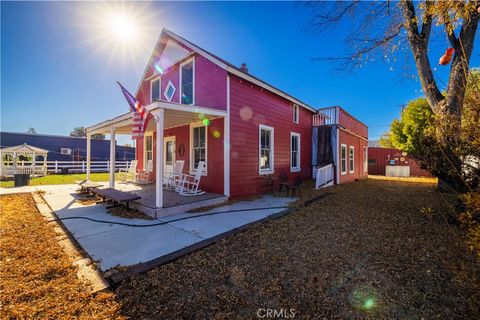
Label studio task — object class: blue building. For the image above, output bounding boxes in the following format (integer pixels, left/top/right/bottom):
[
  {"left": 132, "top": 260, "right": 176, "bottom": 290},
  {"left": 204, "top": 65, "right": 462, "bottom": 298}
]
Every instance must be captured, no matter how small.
[{"left": 0, "top": 132, "right": 135, "bottom": 161}]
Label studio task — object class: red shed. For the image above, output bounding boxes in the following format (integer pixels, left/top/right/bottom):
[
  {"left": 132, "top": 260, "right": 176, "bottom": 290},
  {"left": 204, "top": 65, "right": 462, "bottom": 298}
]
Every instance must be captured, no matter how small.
[{"left": 368, "top": 147, "right": 431, "bottom": 177}]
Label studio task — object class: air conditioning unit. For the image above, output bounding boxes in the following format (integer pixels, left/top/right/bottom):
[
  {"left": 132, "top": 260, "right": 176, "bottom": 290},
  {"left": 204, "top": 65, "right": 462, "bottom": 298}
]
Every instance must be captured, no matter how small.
[{"left": 61, "top": 148, "right": 72, "bottom": 155}]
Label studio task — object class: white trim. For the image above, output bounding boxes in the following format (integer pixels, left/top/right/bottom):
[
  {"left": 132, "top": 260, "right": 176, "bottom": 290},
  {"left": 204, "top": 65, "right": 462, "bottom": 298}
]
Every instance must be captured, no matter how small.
[
  {"left": 179, "top": 57, "right": 195, "bottom": 105},
  {"left": 364, "top": 146, "right": 368, "bottom": 173},
  {"left": 164, "top": 136, "right": 176, "bottom": 173},
  {"left": 349, "top": 145, "right": 355, "bottom": 174},
  {"left": 292, "top": 104, "right": 299, "bottom": 124},
  {"left": 189, "top": 121, "right": 208, "bottom": 175},
  {"left": 224, "top": 75, "right": 231, "bottom": 197},
  {"left": 155, "top": 111, "right": 164, "bottom": 209},
  {"left": 290, "top": 132, "right": 301, "bottom": 172},
  {"left": 147, "top": 100, "right": 228, "bottom": 118},
  {"left": 340, "top": 143, "right": 347, "bottom": 175},
  {"left": 150, "top": 76, "right": 161, "bottom": 103},
  {"left": 258, "top": 124, "right": 274, "bottom": 175},
  {"left": 336, "top": 127, "right": 340, "bottom": 183},
  {"left": 164, "top": 80, "right": 176, "bottom": 102},
  {"left": 143, "top": 132, "right": 153, "bottom": 169},
  {"left": 109, "top": 127, "right": 116, "bottom": 188}
]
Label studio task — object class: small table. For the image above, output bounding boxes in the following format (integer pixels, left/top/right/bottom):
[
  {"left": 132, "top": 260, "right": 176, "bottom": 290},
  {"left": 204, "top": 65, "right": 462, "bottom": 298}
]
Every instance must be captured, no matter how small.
[
  {"left": 95, "top": 188, "right": 141, "bottom": 211},
  {"left": 75, "top": 180, "right": 102, "bottom": 195}
]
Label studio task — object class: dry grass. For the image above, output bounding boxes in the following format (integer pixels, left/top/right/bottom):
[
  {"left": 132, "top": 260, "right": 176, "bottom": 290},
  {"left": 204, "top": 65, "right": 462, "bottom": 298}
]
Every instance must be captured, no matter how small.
[
  {"left": 115, "top": 179, "right": 480, "bottom": 319},
  {"left": 107, "top": 207, "right": 153, "bottom": 220},
  {"left": 368, "top": 174, "right": 437, "bottom": 184},
  {"left": 0, "top": 193, "right": 124, "bottom": 319}
]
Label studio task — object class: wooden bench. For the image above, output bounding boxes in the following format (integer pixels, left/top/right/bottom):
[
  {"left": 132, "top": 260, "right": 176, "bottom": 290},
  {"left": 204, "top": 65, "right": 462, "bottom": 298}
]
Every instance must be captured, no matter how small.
[
  {"left": 75, "top": 180, "right": 102, "bottom": 195},
  {"left": 95, "top": 188, "right": 141, "bottom": 211}
]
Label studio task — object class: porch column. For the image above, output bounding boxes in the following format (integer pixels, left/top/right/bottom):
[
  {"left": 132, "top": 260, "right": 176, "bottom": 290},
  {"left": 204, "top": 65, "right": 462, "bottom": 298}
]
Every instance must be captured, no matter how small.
[
  {"left": 86, "top": 133, "right": 91, "bottom": 180},
  {"left": 155, "top": 109, "right": 164, "bottom": 208},
  {"left": 109, "top": 127, "right": 116, "bottom": 188},
  {"left": 223, "top": 116, "right": 230, "bottom": 197}
]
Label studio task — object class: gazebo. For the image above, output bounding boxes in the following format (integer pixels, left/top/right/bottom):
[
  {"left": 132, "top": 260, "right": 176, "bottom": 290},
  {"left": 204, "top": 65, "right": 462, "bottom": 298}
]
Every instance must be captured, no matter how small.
[{"left": 0, "top": 143, "right": 49, "bottom": 178}]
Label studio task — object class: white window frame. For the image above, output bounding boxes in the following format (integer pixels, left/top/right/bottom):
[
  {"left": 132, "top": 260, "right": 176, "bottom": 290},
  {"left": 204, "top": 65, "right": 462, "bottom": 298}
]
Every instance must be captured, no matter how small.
[
  {"left": 293, "top": 104, "right": 299, "bottom": 124},
  {"left": 164, "top": 80, "right": 176, "bottom": 102},
  {"left": 364, "top": 146, "right": 368, "bottom": 173},
  {"left": 349, "top": 145, "right": 355, "bottom": 174},
  {"left": 180, "top": 57, "right": 195, "bottom": 105},
  {"left": 290, "top": 132, "right": 301, "bottom": 172},
  {"left": 341, "top": 144, "right": 347, "bottom": 175},
  {"left": 258, "top": 124, "right": 274, "bottom": 175},
  {"left": 143, "top": 132, "right": 153, "bottom": 169},
  {"left": 150, "top": 76, "right": 161, "bottom": 103},
  {"left": 189, "top": 121, "right": 207, "bottom": 175}
]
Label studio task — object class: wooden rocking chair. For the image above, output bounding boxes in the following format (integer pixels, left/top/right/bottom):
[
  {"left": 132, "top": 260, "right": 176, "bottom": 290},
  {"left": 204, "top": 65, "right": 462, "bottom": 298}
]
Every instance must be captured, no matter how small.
[
  {"left": 175, "top": 161, "right": 206, "bottom": 196},
  {"left": 136, "top": 160, "right": 154, "bottom": 184}
]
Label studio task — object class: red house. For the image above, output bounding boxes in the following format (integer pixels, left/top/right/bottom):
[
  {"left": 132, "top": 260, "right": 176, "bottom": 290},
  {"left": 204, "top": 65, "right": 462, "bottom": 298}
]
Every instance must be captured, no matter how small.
[{"left": 86, "top": 29, "right": 368, "bottom": 216}]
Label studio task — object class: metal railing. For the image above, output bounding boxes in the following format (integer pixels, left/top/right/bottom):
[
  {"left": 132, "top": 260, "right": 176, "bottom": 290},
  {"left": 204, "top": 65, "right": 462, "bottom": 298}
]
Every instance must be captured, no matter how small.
[
  {"left": 312, "top": 106, "right": 339, "bottom": 126},
  {"left": 315, "top": 164, "right": 334, "bottom": 189}
]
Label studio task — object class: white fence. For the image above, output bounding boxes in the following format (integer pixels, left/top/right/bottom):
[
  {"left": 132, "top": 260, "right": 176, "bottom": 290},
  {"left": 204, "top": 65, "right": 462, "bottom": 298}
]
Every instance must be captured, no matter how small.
[
  {"left": 1, "top": 160, "right": 132, "bottom": 176},
  {"left": 386, "top": 165, "right": 410, "bottom": 177},
  {"left": 315, "top": 164, "right": 334, "bottom": 189},
  {"left": 46, "top": 160, "right": 132, "bottom": 173}
]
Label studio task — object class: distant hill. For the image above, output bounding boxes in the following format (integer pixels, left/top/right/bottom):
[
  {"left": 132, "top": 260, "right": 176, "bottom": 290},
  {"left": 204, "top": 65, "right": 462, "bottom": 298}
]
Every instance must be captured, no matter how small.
[{"left": 368, "top": 140, "right": 381, "bottom": 147}]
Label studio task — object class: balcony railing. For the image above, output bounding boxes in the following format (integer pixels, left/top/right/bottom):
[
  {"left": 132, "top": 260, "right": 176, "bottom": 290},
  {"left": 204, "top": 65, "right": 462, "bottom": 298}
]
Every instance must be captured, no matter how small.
[{"left": 312, "top": 106, "right": 339, "bottom": 126}]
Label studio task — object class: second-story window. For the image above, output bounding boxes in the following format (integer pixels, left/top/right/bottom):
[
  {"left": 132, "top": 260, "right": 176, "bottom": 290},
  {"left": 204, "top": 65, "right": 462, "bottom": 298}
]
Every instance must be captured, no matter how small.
[
  {"left": 150, "top": 77, "right": 160, "bottom": 102},
  {"left": 180, "top": 59, "right": 194, "bottom": 105},
  {"left": 293, "top": 104, "right": 299, "bottom": 123}
]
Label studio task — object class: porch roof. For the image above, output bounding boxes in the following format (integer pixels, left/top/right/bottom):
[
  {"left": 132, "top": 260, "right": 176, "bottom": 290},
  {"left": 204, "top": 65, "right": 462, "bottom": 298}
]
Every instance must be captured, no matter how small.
[{"left": 86, "top": 101, "right": 227, "bottom": 135}]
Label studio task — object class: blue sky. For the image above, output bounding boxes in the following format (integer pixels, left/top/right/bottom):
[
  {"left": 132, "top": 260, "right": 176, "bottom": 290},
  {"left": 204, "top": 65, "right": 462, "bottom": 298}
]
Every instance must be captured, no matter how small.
[{"left": 2, "top": 1, "right": 479, "bottom": 144}]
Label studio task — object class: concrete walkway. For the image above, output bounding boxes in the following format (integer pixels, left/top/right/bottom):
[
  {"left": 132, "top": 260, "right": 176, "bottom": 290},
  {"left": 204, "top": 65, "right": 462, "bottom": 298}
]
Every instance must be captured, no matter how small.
[{"left": 2, "top": 184, "right": 294, "bottom": 271}]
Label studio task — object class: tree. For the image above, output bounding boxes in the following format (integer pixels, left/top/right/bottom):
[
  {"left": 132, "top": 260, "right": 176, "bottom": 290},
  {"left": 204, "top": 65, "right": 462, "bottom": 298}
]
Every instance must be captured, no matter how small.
[
  {"left": 388, "top": 70, "right": 480, "bottom": 189},
  {"left": 69, "top": 126, "right": 105, "bottom": 140},
  {"left": 310, "top": 1, "right": 479, "bottom": 191},
  {"left": 26, "top": 127, "right": 37, "bottom": 134},
  {"left": 378, "top": 132, "right": 394, "bottom": 148}
]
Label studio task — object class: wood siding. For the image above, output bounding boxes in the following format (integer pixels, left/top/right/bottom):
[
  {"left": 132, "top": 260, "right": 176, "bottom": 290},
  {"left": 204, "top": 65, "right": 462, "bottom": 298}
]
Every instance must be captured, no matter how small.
[
  {"left": 368, "top": 147, "right": 432, "bottom": 177},
  {"left": 338, "top": 129, "right": 368, "bottom": 184},
  {"left": 229, "top": 74, "right": 313, "bottom": 198}
]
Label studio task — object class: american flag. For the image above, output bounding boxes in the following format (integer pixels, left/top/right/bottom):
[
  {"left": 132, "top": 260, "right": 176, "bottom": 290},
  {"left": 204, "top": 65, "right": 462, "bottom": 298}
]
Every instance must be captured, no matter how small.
[{"left": 117, "top": 82, "right": 149, "bottom": 139}]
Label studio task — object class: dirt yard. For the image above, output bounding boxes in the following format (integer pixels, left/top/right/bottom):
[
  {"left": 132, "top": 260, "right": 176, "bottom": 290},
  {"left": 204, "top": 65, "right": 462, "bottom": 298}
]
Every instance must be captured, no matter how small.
[
  {"left": 115, "top": 179, "right": 480, "bottom": 319},
  {"left": 0, "top": 193, "right": 124, "bottom": 319},
  {"left": 2, "top": 179, "right": 479, "bottom": 319}
]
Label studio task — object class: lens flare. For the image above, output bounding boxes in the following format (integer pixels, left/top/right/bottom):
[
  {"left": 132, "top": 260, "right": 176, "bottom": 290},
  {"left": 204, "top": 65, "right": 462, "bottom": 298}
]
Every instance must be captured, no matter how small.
[
  {"left": 198, "top": 113, "right": 205, "bottom": 120},
  {"left": 213, "top": 130, "right": 221, "bottom": 138},
  {"left": 202, "top": 118, "right": 210, "bottom": 126}
]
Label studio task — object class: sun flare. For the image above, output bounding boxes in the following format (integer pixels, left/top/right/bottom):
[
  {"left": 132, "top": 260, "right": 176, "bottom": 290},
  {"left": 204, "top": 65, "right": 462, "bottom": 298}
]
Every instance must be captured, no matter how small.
[{"left": 108, "top": 13, "right": 136, "bottom": 40}]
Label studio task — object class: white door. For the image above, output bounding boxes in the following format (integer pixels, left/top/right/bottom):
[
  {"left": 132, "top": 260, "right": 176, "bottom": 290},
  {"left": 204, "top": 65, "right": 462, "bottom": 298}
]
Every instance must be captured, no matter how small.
[{"left": 164, "top": 136, "right": 176, "bottom": 175}]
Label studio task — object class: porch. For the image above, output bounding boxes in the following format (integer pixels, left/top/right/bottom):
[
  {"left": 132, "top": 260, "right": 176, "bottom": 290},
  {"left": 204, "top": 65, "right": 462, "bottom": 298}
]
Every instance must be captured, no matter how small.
[{"left": 86, "top": 100, "right": 229, "bottom": 218}]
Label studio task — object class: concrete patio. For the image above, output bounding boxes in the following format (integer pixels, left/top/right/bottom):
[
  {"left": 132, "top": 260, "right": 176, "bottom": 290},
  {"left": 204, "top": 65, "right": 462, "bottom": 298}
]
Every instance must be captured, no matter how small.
[{"left": 2, "top": 184, "right": 294, "bottom": 273}]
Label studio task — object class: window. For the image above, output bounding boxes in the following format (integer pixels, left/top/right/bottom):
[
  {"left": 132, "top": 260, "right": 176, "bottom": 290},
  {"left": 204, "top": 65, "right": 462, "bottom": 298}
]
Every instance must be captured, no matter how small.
[
  {"left": 190, "top": 123, "right": 207, "bottom": 172},
  {"left": 259, "top": 125, "right": 274, "bottom": 174},
  {"left": 150, "top": 77, "right": 160, "bottom": 102},
  {"left": 144, "top": 134, "right": 153, "bottom": 167},
  {"left": 293, "top": 104, "right": 299, "bottom": 124},
  {"left": 290, "top": 132, "right": 300, "bottom": 172},
  {"left": 341, "top": 144, "right": 347, "bottom": 175},
  {"left": 349, "top": 146, "right": 355, "bottom": 173},
  {"left": 180, "top": 59, "right": 194, "bottom": 105},
  {"left": 364, "top": 146, "right": 368, "bottom": 173},
  {"left": 164, "top": 81, "right": 176, "bottom": 102}
]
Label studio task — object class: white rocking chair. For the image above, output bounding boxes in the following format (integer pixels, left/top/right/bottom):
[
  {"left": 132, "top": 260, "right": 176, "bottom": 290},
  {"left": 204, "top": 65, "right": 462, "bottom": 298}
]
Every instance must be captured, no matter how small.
[
  {"left": 175, "top": 161, "right": 206, "bottom": 196},
  {"left": 118, "top": 160, "right": 138, "bottom": 182},
  {"left": 136, "top": 160, "right": 154, "bottom": 184},
  {"left": 165, "top": 160, "right": 185, "bottom": 190}
]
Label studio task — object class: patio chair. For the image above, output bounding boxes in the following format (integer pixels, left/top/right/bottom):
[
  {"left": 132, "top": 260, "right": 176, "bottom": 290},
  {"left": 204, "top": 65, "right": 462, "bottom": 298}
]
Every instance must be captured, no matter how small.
[
  {"left": 136, "top": 160, "right": 154, "bottom": 184},
  {"left": 164, "top": 160, "right": 185, "bottom": 190},
  {"left": 175, "top": 161, "right": 206, "bottom": 196},
  {"left": 118, "top": 160, "right": 138, "bottom": 182}
]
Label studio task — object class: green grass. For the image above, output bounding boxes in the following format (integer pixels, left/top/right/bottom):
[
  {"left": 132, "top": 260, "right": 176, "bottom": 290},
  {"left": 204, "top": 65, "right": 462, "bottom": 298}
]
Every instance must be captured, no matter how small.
[{"left": 0, "top": 173, "right": 113, "bottom": 188}]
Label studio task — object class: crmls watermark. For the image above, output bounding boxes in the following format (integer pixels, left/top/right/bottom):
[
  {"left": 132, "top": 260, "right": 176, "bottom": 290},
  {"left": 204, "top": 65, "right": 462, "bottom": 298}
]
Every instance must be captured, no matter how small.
[{"left": 256, "top": 308, "right": 296, "bottom": 318}]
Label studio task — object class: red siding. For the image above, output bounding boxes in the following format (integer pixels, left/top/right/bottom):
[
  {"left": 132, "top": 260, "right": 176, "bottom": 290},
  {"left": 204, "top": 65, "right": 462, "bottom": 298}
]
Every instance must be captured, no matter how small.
[
  {"left": 135, "top": 118, "right": 224, "bottom": 195},
  {"left": 368, "top": 147, "right": 432, "bottom": 177},
  {"left": 229, "top": 74, "right": 313, "bottom": 198},
  {"left": 195, "top": 55, "right": 227, "bottom": 111},
  {"left": 338, "top": 129, "right": 368, "bottom": 184},
  {"left": 339, "top": 108, "right": 368, "bottom": 138}
]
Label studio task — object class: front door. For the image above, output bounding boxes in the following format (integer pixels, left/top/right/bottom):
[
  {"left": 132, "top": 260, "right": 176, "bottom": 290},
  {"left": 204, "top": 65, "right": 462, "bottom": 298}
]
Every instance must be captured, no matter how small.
[{"left": 164, "top": 136, "right": 175, "bottom": 175}]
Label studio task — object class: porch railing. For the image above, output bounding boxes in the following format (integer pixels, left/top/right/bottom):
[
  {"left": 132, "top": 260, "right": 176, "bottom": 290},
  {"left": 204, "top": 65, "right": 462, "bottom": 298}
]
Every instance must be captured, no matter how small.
[
  {"left": 315, "top": 164, "right": 334, "bottom": 189},
  {"left": 312, "top": 106, "right": 339, "bottom": 126}
]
